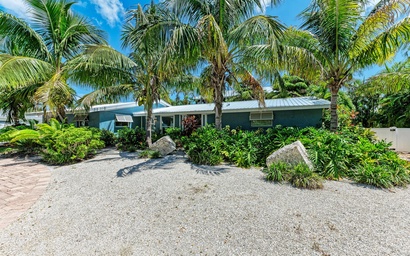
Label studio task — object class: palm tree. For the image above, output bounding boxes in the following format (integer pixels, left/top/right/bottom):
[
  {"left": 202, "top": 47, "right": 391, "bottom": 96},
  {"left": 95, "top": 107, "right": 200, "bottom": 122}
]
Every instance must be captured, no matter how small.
[
  {"left": 70, "top": 3, "right": 187, "bottom": 146},
  {"left": 366, "top": 57, "right": 410, "bottom": 93},
  {"left": 274, "top": 0, "right": 410, "bottom": 131},
  {"left": 0, "top": 0, "right": 105, "bottom": 122},
  {"left": 156, "top": 0, "right": 285, "bottom": 129}
]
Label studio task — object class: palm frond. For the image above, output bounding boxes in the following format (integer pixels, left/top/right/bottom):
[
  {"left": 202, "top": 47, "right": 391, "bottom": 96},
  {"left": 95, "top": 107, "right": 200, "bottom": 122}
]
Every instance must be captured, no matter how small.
[
  {"left": 0, "top": 11, "right": 49, "bottom": 60},
  {"left": 0, "top": 54, "right": 54, "bottom": 87}
]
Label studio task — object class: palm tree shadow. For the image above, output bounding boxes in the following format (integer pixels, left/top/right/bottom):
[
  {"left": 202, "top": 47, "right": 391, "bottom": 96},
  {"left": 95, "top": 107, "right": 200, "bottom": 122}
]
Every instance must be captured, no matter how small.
[
  {"left": 191, "top": 164, "right": 229, "bottom": 176},
  {"left": 117, "top": 152, "right": 230, "bottom": 177},
  {"left": 117, "top": 154, "right": 186, "bottom": 177}
]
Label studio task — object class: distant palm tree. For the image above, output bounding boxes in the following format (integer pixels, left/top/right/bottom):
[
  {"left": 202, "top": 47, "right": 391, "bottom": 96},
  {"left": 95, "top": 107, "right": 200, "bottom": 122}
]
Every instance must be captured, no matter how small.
[
  {"left": 272, "top": 0, "right": 410, "bottom": 131},
  {"left": 366, "top": 57, "right": 410, "bottom": 93},
  {"left": 0, "top": 0, "right": 105, "bottom": 122},
  {"left": 71, "top": 3, "right": 189, "bottom": 146},
  {"left": 155, "top": 0, "right": 285, "bottom": 129}
]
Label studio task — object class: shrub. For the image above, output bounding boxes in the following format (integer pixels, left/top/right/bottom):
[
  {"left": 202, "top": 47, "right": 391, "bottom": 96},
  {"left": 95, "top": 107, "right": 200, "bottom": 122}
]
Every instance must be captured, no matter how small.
[
  {"left": 182, "top": 115, "right": 198, "bottom": 136},
  {"left": 116, "top": 127, "right": 147, "bottom": 151},
  {"left": 289, "top": 163, "right": 323, "bottom": 189},
  {"left": 139, "top": 150, "right": 161, "bottom": 159},
  {"left": 41, "top": 127, "right": 104, "bottom": 164},
  {"left": 100, "top": 129, "right": 116, "bottom": 147},
  {"left": 264, "top": 162, "right": 292, "bottom": 182}
]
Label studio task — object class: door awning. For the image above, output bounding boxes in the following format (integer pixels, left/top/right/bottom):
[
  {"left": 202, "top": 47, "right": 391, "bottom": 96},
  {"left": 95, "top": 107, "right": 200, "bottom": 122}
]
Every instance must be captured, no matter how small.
[{"left": 115, "top": 114, "right": 133, "bottom": 123}]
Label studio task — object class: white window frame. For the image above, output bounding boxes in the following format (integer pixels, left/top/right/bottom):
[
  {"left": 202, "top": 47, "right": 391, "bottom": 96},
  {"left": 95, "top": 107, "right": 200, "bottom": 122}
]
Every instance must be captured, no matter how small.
[{"left": 250, "top": 111, "right": 274, "bottom": 127}]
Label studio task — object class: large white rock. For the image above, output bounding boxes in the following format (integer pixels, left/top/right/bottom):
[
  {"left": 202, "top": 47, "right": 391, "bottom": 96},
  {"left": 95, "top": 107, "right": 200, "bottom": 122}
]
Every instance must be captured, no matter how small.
[
  {"left": 266, "top": 140, "right": 314, "bottom": 170},
  {"left": 150, "top": 136, "right": 176, "bottom": 156}
]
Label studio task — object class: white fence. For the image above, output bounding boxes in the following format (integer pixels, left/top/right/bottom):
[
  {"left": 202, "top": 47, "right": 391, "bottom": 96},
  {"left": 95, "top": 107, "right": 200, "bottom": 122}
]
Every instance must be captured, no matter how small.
[{"left": 372, "top": 128, "right": 410, "bottom": 152}]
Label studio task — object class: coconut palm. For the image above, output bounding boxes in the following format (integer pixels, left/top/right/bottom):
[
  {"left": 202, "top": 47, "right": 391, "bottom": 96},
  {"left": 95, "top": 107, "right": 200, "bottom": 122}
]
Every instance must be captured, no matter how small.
[
  {"left": 273, "top": 0, "right": 410, "bottom": 131},
  {"left": 153, "top": 0, "right": 285, "bottom": 129},
  {"left": 0, "top": 0, "right": 105, "bottom": 122},
  {"left": 70, "top": 3, "right": 188, "bottom": 146}
]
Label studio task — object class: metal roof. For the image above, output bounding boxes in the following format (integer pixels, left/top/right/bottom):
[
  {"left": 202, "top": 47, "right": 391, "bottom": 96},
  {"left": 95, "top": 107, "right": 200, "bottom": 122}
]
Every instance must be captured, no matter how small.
[
  {"left": 88, "top": 100, "right": 171, "bottom": 113},
  {"left": 133, "top": 97, "right": 330, "bottom": 116}
]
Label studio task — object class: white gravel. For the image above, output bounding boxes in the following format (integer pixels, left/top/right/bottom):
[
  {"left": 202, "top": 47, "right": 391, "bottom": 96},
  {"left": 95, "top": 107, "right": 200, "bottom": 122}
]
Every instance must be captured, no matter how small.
[{"left": 1, "top": 149, "right": 409, "bottom": 255}]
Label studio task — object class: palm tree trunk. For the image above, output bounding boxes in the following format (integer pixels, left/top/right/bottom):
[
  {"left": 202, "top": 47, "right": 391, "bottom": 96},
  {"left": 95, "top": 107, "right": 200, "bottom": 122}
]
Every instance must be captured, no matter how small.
[
  {"left": 56, "top": 106, "right": 66, "bottom": 123},
  {"left": 146, "top": 105, "right": 153, "bottom": 147},
  {"left": 11, "top": 111, "right": 20, "bottom": 126},
  {"left": 213, "top": 69, "right": 225, "bottom": 130},
  {"left": 330, "top": 84, "right": 339, "bottom": 132}
]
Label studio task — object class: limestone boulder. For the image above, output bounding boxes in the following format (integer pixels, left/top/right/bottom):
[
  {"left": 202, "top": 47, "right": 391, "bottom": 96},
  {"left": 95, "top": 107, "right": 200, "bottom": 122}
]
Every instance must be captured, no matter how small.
[
  {"left": 150, "top": 136, "right": 176, "bottom": 156},
  {"left": 266, "top": 140, "right": 314, "bottom": 170}
]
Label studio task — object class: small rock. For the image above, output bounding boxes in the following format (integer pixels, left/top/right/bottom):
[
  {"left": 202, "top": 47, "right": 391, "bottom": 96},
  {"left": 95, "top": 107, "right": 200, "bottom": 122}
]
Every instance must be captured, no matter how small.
[
  {"left": 150, "top": 136, "right": 176, "bottom": 156},
  {"left": 266, "top": 140, "right": 314, "bottom": 169}
]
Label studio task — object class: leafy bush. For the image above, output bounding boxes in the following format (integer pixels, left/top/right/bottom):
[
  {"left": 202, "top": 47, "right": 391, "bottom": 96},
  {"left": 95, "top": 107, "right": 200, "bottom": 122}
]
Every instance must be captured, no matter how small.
[
  {"left": 139, "top": 150, "right": 161, "bottom": 159},
  {"left": 182, "top": 125, "right": 224, "bottom": 165},
  {"left": 181, "top": 124, "right": 409, "bottom": 188},
  {"left": 116, "top": 127, "right": 147, "bottom": 151},
  {"left": 100, "top": 129, "right": 116, "bottom": 147},
  {"left": 182, "top": 115, "right": 198, "bottom": 136},
  {"left": 289, "top": 163, "right": 323, "bottom": 189},
  {"left": 41, "top": 127, "right": 104, "bottom": 164},
  {"left": 264, "top": 161, "right": 292, "bottom": 182}
]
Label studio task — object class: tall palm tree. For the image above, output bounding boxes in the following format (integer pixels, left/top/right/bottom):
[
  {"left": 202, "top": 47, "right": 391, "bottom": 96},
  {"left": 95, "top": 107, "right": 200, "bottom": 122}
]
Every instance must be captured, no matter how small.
[
  {"left": 0, "top": 0, "right": 105, "bottom": 122},
  {"left": 156, "top": 0, "right": 285, "bottom": 129},
  {"left": 71, "top": 3, "right": 187, "bottom": 146},
  {"left": 275, "top": 0, "right": 410, "bottom": 131}
]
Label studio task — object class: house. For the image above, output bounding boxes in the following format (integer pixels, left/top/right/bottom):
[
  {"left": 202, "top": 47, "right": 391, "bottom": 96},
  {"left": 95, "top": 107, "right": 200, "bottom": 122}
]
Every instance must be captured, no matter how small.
[
  {"left": 66, "top": 100, "right": 171, "bottom": 133},
  {"left": 133, "top": 97, "right": 330, "bottom": 133}
]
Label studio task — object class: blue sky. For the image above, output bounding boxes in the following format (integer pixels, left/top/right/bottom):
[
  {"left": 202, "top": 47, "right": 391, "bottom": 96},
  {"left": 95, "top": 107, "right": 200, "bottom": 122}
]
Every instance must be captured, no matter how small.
[{"left": 0, "top": 0, "right": 399, "bottom": 96}]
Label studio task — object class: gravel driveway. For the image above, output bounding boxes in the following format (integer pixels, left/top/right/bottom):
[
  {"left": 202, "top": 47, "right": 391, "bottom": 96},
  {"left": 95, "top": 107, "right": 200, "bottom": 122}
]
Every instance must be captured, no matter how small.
[{"left": 1, "top": 149, "right": 409, "bottom": 255}]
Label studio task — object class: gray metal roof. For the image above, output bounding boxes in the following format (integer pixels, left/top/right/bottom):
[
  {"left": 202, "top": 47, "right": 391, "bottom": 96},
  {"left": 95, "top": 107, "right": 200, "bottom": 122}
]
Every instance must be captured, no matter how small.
[{"left": 133, "top": 97, "right": 330, "bottom": 116}]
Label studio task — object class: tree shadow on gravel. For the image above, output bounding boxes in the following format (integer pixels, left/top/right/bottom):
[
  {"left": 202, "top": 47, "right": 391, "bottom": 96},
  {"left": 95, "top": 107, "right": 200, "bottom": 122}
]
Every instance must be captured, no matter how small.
[
  {"left": 117, "top": 155, "right": 186, "bottom": 177},
  {"left": 191, "top": 164, "right": 229, "bottom": 176},
  {"left": 117, "top": 153, "right": 230, "bottom": 177}
]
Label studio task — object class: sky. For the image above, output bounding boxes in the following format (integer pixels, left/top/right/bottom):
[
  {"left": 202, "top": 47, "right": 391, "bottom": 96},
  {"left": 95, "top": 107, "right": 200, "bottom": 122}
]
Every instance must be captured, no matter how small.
[{"left": 0, "top": 0, "right": 400, "bottom": 96}]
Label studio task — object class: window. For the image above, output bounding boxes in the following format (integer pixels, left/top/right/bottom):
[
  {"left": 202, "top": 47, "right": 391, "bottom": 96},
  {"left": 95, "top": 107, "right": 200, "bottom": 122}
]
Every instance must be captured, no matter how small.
[
  {"left": 73, "top": 114, "right": 89, "bottom": 127},
  {"left": 115, "top": 114, "right": 133, "bottom": 127},
  {"left": 250, "top": 111, "right": 274, "bottom": 127},
  {"left": 115, "top": 121, "right": 130, "bottom": 127}
]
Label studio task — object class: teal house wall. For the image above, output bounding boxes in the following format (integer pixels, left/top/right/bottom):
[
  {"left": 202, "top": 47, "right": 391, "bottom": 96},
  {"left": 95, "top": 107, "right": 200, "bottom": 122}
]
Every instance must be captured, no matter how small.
[{"left": 67, "top": 102, "right": 169, "bottom": 133}]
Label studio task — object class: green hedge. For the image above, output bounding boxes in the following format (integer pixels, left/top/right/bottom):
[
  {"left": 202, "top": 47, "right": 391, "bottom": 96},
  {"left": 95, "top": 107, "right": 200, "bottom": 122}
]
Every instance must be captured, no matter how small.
[{"left": 181, "top": 125, "right": 410, "bottom": 188}]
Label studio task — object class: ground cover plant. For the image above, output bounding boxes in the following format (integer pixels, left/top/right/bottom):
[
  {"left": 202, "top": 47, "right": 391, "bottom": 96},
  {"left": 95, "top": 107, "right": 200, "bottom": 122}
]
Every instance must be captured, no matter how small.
[{"left": 181, "top": 125, "right": 410, "bottom": 189}]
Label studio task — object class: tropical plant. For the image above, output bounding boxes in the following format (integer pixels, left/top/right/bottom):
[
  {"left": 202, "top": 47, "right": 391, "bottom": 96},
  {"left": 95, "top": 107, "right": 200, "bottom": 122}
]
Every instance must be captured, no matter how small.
[
  {"left": 156, "top": 0, "right": 285, "bottom": 129},
  {"left": 71, "top": 3, "right": 187, "bottom": 146},
  {"left": 0, "top": 0, "right": 105, "bottom": 122},
  {"left": 289, "top": 163, "right": 324, "bottom": 189},
  {"left": 270, "top": 0, "right": 410, "bottom": 131}
]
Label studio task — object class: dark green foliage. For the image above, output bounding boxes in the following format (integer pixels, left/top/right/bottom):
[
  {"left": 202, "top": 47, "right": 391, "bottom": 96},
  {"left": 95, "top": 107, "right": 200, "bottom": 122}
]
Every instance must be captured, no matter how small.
[
  {"left": 100, "top": 129, "right": 116, "bottom": 147},
  {"left": 181, "top": 125, "right": 224, "bottom": 165},
  {"left": 165, "top": 127, "right": 183, "bottom": 147},
  {"left": 181, "top": 125, "right": 410, "bottom": 188},
  {"left": 42, "top": 127, "right": 104, "bottom": 164},
  {"left": 139, "top": 150, "right": 161, "bottom": 159},
  {"left": 116, "top": 127, "right": 147, "bottom": 151},
  {"left": 289, "top": 163, "right": 323, "bottom": 189}
]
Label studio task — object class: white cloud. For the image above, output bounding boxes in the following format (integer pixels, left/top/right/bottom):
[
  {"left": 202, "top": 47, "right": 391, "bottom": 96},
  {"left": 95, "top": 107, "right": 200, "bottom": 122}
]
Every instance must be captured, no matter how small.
[
  {"left": 76, "top": 1, "right": 88, "bottom": 8},
  {"left": 90, "top": 0, "right": 125, "bottom": 27},
  {"left": 0, "top": 0, "right": 28, "bottom": 18}
]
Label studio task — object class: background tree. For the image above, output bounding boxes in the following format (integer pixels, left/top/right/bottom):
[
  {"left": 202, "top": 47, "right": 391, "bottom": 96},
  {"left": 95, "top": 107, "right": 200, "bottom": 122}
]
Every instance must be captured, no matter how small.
[
  {"left": 160, "top": 0, "right": 285, "bottom": 129},
  {"left": 0, "top": 0, "right": 105, "bottom": 122},
  {"left": 71, "top": 3, "right": 187, "bottom": 146},
  {"left": 275, "top": 0, "right": 410, "bottom": 131}
]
